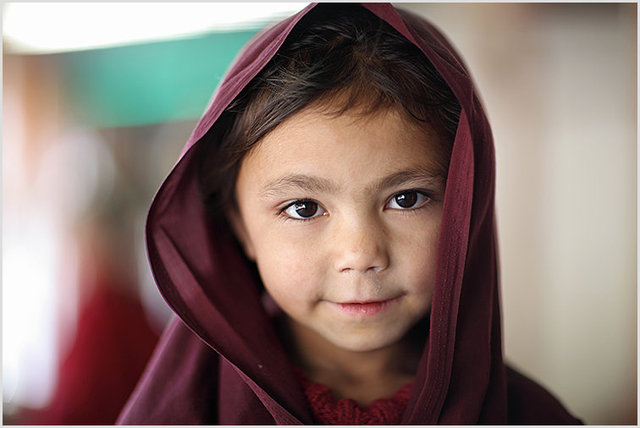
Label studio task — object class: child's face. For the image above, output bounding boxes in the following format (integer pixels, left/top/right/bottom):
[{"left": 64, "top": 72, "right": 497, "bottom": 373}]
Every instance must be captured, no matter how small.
[{"left": 232, "top": 106, "right": 445, "bottom": 353}]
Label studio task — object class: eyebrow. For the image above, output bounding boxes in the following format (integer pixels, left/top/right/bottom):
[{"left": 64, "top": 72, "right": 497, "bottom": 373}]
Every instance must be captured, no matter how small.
[
  {"left": 259, "top": 166, "right": 444, "bottom": 200},
  {"left": 260, "top": 174, "right": 338, "bottom": 199},
  {"left": 372, "top": 167, "right": 445, "bottom": 193}
]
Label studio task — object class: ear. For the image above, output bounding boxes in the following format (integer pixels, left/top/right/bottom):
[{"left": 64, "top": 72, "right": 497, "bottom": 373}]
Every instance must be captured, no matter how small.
[{"left": 227, "top": 209, "right": 256, "bottom": 261}]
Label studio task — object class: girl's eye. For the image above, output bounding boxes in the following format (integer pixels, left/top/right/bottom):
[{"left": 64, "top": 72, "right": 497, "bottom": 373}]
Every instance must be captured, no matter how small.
[
  {"left": 281, "top": 200, "right": 326, "bottom": 220},
  {"left": 386, "top": 190, "right": 431, "bottom": 210}
]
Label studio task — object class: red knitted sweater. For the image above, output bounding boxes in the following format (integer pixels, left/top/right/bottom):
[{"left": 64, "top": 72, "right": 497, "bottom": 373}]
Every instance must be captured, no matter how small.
[{"left": 294, "top": 369, "right": 414, "bottom": 425}]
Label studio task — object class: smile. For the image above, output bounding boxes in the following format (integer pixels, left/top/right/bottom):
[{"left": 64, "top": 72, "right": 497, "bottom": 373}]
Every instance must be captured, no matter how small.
[{"left": 330, "top": 297, "right": 401, "bottom": 317}]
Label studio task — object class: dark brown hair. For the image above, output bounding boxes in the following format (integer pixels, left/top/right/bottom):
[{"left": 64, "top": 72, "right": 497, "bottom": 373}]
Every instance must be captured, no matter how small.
[{"left": 200, "top": 4, "right": 461, "bottom": 212}]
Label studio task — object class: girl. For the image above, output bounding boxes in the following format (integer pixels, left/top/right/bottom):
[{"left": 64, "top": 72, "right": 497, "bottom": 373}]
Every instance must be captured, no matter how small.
[{"left": 118, "top": 4, "right": 581, "bottom": 424}]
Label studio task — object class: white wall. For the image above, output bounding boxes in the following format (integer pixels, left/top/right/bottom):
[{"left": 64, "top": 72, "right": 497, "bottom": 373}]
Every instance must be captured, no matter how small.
[{"left": 399, "top": 3, "right": 637, "bottom": 424}]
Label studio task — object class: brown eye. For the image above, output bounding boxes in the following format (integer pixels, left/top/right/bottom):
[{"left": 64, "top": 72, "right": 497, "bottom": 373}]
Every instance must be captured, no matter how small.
[
  {"left": 294, "top": 201, "right": 318, "bottom": 217},
  {"left": 387, "top": 191, "right": 430, "bottom": 210},
  {"left": 395, "top": 192, "right": 417, "bottom": 208},
  {"left": 282, "top": 200, "right": 326, "bottom": 220}
]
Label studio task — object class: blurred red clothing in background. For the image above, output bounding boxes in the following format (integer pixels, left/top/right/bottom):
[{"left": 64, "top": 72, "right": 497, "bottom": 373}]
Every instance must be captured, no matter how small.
[{"left": 25, "top": 283, "right": 160, "bottom": 425}]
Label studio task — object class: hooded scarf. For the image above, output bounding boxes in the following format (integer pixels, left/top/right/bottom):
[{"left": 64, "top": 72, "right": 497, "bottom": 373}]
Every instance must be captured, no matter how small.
[{"left": 118, "top": 3, "right": 581, "bottom": 424}]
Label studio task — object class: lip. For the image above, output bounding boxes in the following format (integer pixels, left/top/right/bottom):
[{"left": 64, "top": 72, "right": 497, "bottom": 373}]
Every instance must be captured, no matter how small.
[{"left": 330, "top": 297, "right": 401, "bottom": 317}]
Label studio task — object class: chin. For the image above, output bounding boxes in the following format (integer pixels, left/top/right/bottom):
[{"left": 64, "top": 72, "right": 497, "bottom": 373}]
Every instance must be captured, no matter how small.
[{"left": 326, "top": 329, "right": 408, "bottom": 353}]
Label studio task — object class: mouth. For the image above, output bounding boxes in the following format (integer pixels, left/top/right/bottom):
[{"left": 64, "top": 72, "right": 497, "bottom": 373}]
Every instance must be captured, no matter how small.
[{"left": 330, "top": 296, "right": 401, "bottom": 317}]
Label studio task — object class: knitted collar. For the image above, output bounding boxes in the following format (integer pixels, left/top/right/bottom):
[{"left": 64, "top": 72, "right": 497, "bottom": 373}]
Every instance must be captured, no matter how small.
[{"left": 294, "top": 369, "right": 414, "bottom": 425}]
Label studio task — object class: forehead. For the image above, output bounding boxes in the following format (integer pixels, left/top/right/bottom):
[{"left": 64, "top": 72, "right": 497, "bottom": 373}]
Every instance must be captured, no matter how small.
[{"left": 236, "top": 106, "right": 448, "bottom": 197}]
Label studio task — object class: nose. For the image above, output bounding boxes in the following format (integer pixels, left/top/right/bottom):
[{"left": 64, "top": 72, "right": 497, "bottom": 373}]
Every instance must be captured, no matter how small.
[{"left": 332, "top": 214, "right": 390, "bottom": 274}]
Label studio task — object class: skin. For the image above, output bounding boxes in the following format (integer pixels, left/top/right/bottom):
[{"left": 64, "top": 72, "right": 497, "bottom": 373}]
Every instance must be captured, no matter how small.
[{"left": 231, "top": 105, "right": 446, "bottom": 405}]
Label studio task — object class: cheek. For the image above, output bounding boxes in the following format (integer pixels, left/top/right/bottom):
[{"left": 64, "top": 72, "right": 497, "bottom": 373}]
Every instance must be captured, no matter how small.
[
  {"left": 393, "top": 213, "right": 441, "bottom": 294},
  {"left": 251, "top": 229, "right": 325, "bottom": 306}
]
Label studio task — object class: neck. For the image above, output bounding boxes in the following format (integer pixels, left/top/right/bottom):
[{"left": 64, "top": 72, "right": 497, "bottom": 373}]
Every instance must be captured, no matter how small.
[{"left": 280, "top": 317, "right": 427, "bottom": 405}]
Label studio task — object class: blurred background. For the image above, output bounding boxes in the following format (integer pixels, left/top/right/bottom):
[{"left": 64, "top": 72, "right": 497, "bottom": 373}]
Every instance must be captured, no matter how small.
[{"left": 2, "top": 2, "right": 636, "bottom": 425}]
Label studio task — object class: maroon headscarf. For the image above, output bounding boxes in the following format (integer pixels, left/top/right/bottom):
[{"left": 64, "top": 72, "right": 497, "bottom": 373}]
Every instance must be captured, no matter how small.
[{"left": 118, "top": 3, "right": 580, "bottom": 424}]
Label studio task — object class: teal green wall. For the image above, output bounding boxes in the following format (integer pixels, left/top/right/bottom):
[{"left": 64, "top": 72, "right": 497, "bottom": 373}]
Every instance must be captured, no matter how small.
[{"left": 63, "top": 30, "right": 258, "bottom": 128}]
